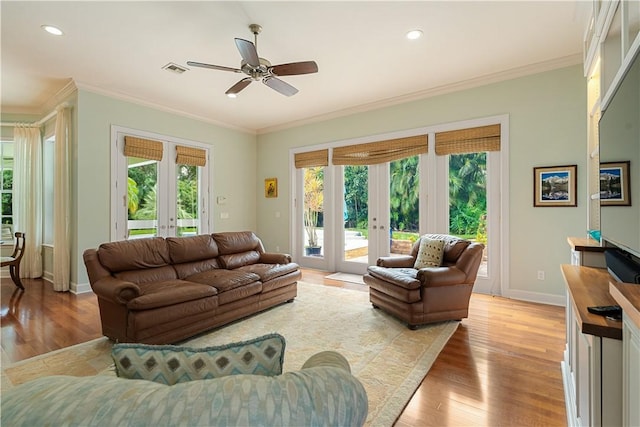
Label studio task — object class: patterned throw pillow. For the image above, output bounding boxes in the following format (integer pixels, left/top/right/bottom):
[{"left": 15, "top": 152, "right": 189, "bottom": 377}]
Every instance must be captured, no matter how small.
[
  {"left": 413, "top": 237, "right": 445, "bottom": 269},
  {"left": 112, "top": 333, "right": 286, "bottom": 385}
]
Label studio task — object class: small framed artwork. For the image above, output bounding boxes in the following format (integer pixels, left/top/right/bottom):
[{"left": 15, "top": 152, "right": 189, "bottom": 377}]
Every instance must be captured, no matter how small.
[
  {"left": 600, "top": 161, "right": 631, "bottom": 206},
  {"left": 265, "top": 178, "right": 278, "bottom": 198},
  {"left": 533, "top": 165, "right": 577, "bottom": 207}
]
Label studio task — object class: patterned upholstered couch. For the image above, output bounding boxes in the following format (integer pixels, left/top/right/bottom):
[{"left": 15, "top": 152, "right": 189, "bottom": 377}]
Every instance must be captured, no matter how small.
[{"left": 1, "top": 349, "right": 369, "bottom": 426}]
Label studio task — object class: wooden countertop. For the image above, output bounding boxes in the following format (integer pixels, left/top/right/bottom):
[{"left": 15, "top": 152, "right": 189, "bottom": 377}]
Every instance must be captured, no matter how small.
[
  {"left": 609, "top": 281, "right": 640, "bottom": 330},
  {"left": 567, "top": 236, "right": 606, "bottom": 252},
  {"left": 561, "top": 264, "right": 622, "bottom": 340}
]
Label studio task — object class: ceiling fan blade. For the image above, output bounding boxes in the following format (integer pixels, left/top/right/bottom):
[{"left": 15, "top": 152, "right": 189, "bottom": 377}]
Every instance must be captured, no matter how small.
[
  {"left": 263, "top": 76, "right": 299, "bottom": 97},
  {"left": 187, "top": 61, "right": 242, "bottom": 73},
  {"left": 234, "top": 38, "right": 260, "bottom": 68},
  {"left": 270, "top": 61, "right": 318, "bottom": 76},
  {"left": 225, "top": 77, "right": 252, "bottom": 96}
]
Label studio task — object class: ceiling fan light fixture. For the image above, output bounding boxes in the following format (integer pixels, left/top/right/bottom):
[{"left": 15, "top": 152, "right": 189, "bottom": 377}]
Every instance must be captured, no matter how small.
[
  {"left": 406, "top": 29, "right": 423, "bottom": 40},
  {"left": 227, "top": 93, "right": 237, "bottom": 98},
  {"left": 41, "top": 25, "right": 64, "bottom": 36}
]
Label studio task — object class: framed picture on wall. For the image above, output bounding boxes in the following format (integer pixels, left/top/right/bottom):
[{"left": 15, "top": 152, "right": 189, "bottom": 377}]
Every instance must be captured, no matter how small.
[
  {"left": 600, "top": 161, "right": 631, "bottom": 206},
  {"left": 533, "top": 165, "right": 577, "bottom": 207},
  {"left": 265, "top": 178, "right": 278, "bottom": 198}
]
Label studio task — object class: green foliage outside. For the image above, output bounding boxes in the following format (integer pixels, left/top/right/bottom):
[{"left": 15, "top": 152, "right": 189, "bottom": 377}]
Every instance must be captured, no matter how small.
[
  {"left": 341, "top": 153, "right": 487, "bottom": 242},
  {"left": 127, "top": 163, "right": 199, "bottom": 233}
]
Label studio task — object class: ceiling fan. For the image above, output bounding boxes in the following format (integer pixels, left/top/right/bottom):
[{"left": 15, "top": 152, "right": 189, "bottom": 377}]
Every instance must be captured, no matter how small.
[{"left": 187, "top": 24, "right": 318, "bottom": 97}]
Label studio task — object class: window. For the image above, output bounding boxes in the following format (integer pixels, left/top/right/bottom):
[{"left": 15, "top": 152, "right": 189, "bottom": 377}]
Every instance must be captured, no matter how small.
[{"left": 0, "top": 141, "right": 13, "bottom": 240}]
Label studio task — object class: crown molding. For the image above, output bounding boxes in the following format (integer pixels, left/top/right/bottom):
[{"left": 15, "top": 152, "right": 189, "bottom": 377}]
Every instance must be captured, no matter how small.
[
  {"left": 257, "top": 53, "right": 583, "bottom": 135},
  {"left": 73, "top": 81, "right": 256, "bottom": 136}
]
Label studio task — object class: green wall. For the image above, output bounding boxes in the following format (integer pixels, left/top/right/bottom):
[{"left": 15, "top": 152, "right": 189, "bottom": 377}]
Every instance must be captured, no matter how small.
[
  {"left": 73, "top": 90, "right": 257, "bottom": 286},
  {"left": 256, "top": 65, "right": 587, "bottom": 299}
]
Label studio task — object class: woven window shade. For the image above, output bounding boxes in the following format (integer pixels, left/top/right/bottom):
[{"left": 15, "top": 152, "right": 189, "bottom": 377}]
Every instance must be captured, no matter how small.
[
  {"left": 176, "top": 145, "right": 206, "bottom": 167},
  {"left": 332, "top": 135, "right": 428, "bottom": 165},
  {"left": 435, "top": 124, "right": 501, "bottom": 155},
  {"left": 123, "top": 136, "right": 163, "bottom": 161},
  {"left": 294, "top": 149, "right": 329, "bottom": 169}
]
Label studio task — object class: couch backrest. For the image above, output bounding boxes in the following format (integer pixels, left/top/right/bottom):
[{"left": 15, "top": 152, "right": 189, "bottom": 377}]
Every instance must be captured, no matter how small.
[
  {"left": 167, "top": 234, "right": 221, "bottom": 279},
  {"left": 411, "top": 234, "right": 471, "bottom": 265},
  {"left": 213, "top": 231, "right": 265, "bottom": 269},
  {"left": 97, "top": 237, "right": 177, "bottom": 284},
  {"left": 89, "top": 232, "right": 268, "bottom": 284}
]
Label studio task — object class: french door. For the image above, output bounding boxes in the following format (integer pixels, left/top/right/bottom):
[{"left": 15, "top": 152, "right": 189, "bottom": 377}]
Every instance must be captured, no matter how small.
[{"left": 111, "top": 126, "right": 210, "bottom": 241}]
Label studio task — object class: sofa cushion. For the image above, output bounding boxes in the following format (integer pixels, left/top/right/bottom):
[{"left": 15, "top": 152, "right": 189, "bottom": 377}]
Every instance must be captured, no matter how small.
[
  {"left": 115, "top": 265, "right": 178, "bottom": 285},
  {"left": 218, "top": 251, "right": 261, "bottom": 269},
  {"left": 112, "top": 333, "right": 286, "bottom": 385},
  {"left": 367, "top": 266, "right": 420, "bottom": 289},
  {"left": 414, "top": 237, "right": 445, "bottom": 269},
  {"left": 213, "top": 231, "right": 263, "bottom": 255},
  {"left": 98, "top": 237, "right": 170, "bottom": 273},
  {"left": 185, "top": 269, "right": 260, "bottom": 292},
  {"left": 173, "top": 259, "right": 221, "bottom": 280},
  {"left": 167, "top": 235, "right": 219, "bottom": 264},
  {"left": 238, "top": 263, "right": 300, "bottom": 282},
  {"left": 127, "top": 280, "right": 217, "bottom": 310}
]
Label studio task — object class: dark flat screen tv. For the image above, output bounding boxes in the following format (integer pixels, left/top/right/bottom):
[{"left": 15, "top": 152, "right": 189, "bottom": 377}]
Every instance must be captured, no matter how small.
[{"left": 599, "top": 44, "right": 640, "bottom": 282}]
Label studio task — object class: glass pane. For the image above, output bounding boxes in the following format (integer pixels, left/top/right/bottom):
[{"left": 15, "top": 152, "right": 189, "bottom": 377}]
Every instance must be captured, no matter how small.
[
  {"left": 449, "top": 152, "right": 488, "bottom": 277},
  {"left": 127, "top": 158, "right": 158, "bottom": 239},
  {"left": 176, "top": 164, "right": 199, "bottom": 236},
  {"left": 303, "top": 166, "right": 324, "bottom": 257},
  {"left": 343, "top": 165, "right": 368, "bottom": 262},
  {"left": 390, "top": 155, "right": 420, "bottom": 255}
]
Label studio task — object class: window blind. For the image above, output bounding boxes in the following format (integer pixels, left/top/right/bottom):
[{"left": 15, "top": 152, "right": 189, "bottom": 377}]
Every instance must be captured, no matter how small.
[
  {"left": 294, "top": 149, "right": 329, "bottom": 169},
  {"left": 435, "top": 124, "right": 500, "bottom": 155},
  {"left": 332, "top": 135, "right": 428, "bottom": 165},
  {"left": 176, "top": 145, "right": 206, "bottom": 167},
  {"left": 123, "top": 136, "right": 163, "bottom": 161}
]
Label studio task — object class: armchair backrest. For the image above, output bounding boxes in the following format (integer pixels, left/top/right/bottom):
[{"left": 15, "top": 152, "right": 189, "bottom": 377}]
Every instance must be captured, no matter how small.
[{"left": 410, "top": 234, "right": 472, "bottom": 266}]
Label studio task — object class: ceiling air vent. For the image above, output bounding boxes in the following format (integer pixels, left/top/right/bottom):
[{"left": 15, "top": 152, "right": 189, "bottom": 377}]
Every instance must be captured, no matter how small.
[{"left": 162, "top": 62, "right": 189, "bottom": 74}]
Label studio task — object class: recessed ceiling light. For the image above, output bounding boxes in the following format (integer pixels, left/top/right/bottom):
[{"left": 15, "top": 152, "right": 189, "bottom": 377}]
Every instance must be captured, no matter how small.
[
  {"left": 406, "top": 29, "right": 423, "bottom": 40},
  {"left": 41, "top": 25, "right": 64, "bottom": 36}
]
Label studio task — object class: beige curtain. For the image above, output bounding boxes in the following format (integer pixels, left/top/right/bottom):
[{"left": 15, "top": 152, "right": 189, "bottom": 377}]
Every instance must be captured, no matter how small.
[
  {"left": 13, "top": 125, "right": 43, "bottom": 278},
  {"left": 53, "top": 107, "right": 71, "bottom": 291}
]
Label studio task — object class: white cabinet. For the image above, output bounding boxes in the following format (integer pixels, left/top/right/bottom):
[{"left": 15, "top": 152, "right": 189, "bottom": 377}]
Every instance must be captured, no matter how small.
[
  {"left": 561, "top": 265, "right": 623, "bottom": 427},
  {"left": 622, "top": 314, "right": 640, "bottom": 426},
  {"left": 610, "top": 281, "right": 640, "bottom": 427}
]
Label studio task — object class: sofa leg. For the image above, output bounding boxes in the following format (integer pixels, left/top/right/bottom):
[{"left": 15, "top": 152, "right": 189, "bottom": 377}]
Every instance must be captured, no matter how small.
[
  {"left": 286, "top": 299, "right": 295, "bottom": 303},
  {"left": 408, "top": 324, "right": 418, "bottom": 330},
  {"left": 372, "top": 304, "right": 379, "bottom": 309}
]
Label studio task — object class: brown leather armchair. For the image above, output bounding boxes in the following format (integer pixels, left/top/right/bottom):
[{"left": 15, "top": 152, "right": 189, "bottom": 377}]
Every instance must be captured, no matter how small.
[{"left": 363, "top": 234, "right": 484, "bottom": 329}]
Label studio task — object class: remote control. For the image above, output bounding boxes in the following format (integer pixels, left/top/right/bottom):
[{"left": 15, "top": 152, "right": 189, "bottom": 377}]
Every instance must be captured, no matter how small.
[{"left": 587, "top": 305, "right": 622, "bottom": 316}]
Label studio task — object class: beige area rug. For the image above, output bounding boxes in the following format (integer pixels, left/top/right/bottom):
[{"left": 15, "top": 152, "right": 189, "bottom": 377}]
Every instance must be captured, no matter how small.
[
  {"left": 325, "top": 272, "right": 366, "bottom": 285},
  {"left": 1, "top": 282, "right": 457, "bottom": 426}
]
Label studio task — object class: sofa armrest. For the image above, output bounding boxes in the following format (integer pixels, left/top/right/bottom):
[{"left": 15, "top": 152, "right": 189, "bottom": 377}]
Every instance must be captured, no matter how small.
[
  {"left": 377, "top": 255, "right": 415, "bottom": 268},
  {"left": 301, "top": 351, "right": 351, "bottom": 372},
  {"left": 417, "top": 266, "right": 467, "bottom": 288},
  {"left": 259, "top": 252, "right": 292, "bottom": 264},
  {"left": 91, "top": 277, "right": 141, "bottom": 305}
]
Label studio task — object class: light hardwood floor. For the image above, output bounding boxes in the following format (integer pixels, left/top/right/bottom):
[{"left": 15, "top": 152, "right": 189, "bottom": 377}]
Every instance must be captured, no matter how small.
[{"left": 1, "top": 270, "right": 567, "bottom": 426}]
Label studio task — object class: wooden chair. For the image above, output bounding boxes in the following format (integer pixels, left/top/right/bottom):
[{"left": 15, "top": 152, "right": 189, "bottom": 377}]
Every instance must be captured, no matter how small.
[{"left": 1, "top": 232, "right": 26, "bottom": 290}]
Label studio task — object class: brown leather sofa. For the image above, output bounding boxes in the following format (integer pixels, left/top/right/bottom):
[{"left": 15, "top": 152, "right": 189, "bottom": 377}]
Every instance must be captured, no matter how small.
[
  {"left": 363, "top": 234, "right": 484, "bottom": 329},
  {"left": 83, "top": 231, "right": 301, "bottom": 344}
]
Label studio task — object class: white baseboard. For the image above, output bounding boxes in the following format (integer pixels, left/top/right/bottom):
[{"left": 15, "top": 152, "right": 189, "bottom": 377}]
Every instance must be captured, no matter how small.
[{"left": 502, "top": 288, "right": 566, "bottom": 306}]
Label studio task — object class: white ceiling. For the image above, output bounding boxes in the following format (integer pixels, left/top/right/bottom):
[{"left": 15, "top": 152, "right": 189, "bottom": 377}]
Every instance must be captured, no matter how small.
[{"left": 1, "top": 1, "right": 588, "bottom": 134}]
